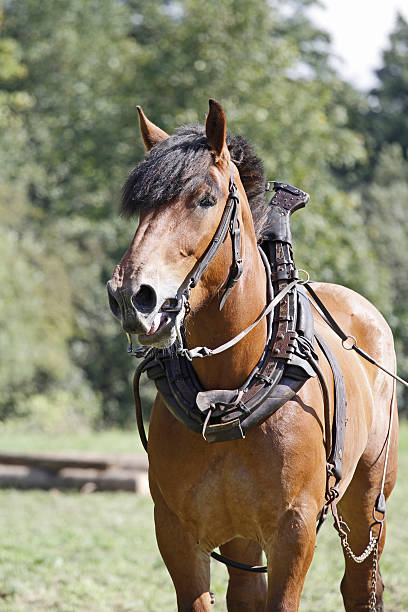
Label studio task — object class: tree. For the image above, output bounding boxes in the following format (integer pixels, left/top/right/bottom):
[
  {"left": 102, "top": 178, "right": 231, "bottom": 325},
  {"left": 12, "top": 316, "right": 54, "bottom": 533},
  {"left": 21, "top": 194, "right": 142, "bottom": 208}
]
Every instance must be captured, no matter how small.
[
  {"left": 1, "top": 0, "right": 140, "bottom": 424},
  {"left": 370, "top": 14, "right": 408, "bottom": 159},
  {"left": 1, "top": 0, "right": 389, "bottom": 424},
  {"left": 0, "top": 16, "right": 85, "bottom": 422},
  {"left": 364, "top": 144, "right": 408, "bottom": 413}
]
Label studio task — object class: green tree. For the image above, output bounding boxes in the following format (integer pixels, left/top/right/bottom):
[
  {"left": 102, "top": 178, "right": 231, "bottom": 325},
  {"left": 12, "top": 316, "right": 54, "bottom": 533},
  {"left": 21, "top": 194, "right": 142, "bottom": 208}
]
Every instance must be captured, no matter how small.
[
  {"left": 371, "top": 14, "right": 408, "bottom": 159},
  {"left": 365, "top": 144, "right": 408, "bottom": 413},
  {"left": 1, "top": 0, "right": 389, "bottom": 425},
  {"left": 0, "top": 15, "right": 90, "bottom": 423},
  {"left": 339, "top": 15, "right": 408, "bottom": 413},
  {"left": 1, "top": 0, "right": 140, "bottom": 424}
]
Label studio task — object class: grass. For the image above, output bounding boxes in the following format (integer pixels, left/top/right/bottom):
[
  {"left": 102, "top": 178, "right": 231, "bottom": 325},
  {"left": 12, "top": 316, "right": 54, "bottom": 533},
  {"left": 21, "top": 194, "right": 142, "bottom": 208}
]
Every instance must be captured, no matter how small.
[
  {"left": 0, "top": 423, "right": 145, "bottom": 454},
  {"left": 0, "top": 423, "right": 407, "bottom": 610}
]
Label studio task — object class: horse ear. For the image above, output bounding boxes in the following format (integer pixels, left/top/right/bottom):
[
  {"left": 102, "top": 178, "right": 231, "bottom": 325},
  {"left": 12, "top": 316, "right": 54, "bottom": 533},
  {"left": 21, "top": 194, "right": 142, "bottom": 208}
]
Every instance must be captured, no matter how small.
[
  {"left": 137, "top": 106, "right": 169, "bottom": 151},
  {"left": 206, "top": 99, "right": 228, "bottom": 162}
]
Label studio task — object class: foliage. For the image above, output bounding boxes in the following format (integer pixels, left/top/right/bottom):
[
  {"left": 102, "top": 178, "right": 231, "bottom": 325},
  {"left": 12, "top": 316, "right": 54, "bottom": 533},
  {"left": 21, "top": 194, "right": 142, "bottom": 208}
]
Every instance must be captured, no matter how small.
[
  {"left": 364, "top": 144, "right": 408, "bottom": 412},
  {"left": 370, "top": 14, "right": 408, "bottom": 159},
  {"left": 337, "top": 14, "right": 408, "bottom": 413},
  {"left": 0, "top": 0, "right": 406, "bottom": 424}
]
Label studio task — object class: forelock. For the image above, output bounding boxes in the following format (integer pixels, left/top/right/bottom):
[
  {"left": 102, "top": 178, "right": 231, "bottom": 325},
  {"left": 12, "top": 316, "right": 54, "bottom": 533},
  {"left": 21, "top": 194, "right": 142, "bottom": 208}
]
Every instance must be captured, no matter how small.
[
  {"left": 120, "top": 124, "right": 213, "bottom": 217},
  {"left": 120, "top": 122, "right": 267, "bottom": 242}
]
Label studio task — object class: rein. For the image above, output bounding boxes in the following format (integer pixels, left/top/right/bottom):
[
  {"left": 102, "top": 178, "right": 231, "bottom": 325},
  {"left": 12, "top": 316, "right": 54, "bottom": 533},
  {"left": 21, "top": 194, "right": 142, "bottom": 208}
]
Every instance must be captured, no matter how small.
[
  {"left": 177, "top": 279, "right": 297, "bottom": 361},
  {"left": 304, "top": 282, "right": 408, "bottom": 389}
]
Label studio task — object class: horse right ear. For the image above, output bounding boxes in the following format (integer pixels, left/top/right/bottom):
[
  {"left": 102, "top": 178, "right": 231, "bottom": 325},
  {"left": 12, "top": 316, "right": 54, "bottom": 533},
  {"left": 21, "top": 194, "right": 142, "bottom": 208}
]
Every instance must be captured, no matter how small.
[
  {"left": 137, "top": 106, "right": 169, "bottom": 151},
  {"left": 206, "top": 99, "right": 229, "bottom": 163}
]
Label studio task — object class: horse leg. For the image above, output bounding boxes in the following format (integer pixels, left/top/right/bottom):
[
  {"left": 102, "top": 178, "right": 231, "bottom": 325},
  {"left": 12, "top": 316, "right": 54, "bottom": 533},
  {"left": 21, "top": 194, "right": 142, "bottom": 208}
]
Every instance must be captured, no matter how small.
[
  {"left": 219, "top": 538, "right": 267, "bottom": 611},
  {"left": 153, "top": 494, "right": 212, "bottom": 612},
  {"left": 264, "top": 506, "right": 317, "bottom": 611},
  {"left": 337, "top": 412, "right": 398, "bottom": 611}
]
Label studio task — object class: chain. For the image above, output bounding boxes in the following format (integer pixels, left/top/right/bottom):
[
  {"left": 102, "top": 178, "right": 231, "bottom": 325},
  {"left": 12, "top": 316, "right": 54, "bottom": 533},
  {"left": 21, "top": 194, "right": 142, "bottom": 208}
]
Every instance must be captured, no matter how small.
[
  {"left": 338, "top": 528, "right": 379, "bottom": 611},
  {"left": 340, "top": 531, "right": 378, "bottom": 564},
  {"left": 369, "top": 541, "right": 379, "bottom": 611}
]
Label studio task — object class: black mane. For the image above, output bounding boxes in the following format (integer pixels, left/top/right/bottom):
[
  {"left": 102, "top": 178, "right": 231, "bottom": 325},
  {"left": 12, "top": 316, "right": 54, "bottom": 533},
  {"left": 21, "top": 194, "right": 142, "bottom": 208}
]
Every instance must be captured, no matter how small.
[{"left": 121, "top": 124, "right": 269, "bottom": 240}]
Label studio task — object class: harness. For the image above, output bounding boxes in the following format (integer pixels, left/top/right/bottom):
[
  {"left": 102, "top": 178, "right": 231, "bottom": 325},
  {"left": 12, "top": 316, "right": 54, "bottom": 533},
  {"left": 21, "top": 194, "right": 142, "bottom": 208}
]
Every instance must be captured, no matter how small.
[
  {"left": 131, "top": 172, "right": 324, "bottom": 441},
  {"left": 127, "top": 166, "right": 407, "bottom": 608},
  {"left": 131, "top": 169, "right": 347, "bottom": 509}
]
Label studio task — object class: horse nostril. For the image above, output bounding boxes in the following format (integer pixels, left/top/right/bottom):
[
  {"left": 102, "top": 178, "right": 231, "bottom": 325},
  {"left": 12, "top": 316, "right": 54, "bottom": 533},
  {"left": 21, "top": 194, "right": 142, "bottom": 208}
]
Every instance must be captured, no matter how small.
[
  {"left": 107, "top": 283, "right": 121, "bottom": 319},
  {"left": 132, "top": 284, "right": 157, "bottom": 314}
]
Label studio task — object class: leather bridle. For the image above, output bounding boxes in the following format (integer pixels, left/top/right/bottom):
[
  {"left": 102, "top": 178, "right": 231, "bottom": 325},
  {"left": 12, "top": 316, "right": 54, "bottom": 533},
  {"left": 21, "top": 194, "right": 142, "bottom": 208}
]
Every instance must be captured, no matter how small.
[
  {"left": 127, "top": 163, "right": 299, "bottom": 361},
  {"left": 161, "top": 163, "right": 243, "bottom": 315}
]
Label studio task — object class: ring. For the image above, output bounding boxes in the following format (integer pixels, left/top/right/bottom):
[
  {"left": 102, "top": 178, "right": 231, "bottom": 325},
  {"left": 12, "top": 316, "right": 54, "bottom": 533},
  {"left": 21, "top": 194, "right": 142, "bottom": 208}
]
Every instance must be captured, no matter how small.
[
  {"left": 342, "top": 335, "right": 357, "bottom": 350},
  {"left": 298, "top": 269, "right": 310, "bottom": 283}
]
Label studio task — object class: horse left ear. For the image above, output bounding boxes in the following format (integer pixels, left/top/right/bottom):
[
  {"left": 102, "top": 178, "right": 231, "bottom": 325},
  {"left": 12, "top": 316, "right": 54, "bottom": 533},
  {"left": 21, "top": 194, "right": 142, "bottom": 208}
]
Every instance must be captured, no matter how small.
[
  {"left": 206, "top": 99, "right": 229, "bottom": 162},
  {"left": 137, "top": 106, "right": 169, "bottom": 151}
]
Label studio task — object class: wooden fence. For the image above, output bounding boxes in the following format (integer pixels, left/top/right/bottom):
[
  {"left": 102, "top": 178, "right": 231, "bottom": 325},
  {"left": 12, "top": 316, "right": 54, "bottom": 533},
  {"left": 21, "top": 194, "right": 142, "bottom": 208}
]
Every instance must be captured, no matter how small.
[{"left": 0, "top": 452, "right": 149, "bottom": 493}]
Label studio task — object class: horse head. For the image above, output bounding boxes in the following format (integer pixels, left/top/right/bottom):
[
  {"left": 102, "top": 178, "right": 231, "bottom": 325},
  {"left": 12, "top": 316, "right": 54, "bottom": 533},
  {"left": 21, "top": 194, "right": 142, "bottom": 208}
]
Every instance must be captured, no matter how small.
[{"left": 107, "top": 100, "right": 259, "bottom": 350}]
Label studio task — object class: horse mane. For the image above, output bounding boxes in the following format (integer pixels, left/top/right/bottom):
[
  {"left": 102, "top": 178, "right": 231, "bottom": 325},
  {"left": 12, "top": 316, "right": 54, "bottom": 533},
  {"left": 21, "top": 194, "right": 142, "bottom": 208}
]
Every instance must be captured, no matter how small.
[{"left": 120, "top": 124, "right": 269, "bottom": 241}]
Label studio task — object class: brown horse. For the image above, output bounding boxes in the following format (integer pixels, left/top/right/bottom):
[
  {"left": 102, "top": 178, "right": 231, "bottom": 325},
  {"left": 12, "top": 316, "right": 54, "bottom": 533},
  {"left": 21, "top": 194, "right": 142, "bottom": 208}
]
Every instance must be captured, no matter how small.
[{"left": 108, "top": 100, "right": 398, "bottom": 611}]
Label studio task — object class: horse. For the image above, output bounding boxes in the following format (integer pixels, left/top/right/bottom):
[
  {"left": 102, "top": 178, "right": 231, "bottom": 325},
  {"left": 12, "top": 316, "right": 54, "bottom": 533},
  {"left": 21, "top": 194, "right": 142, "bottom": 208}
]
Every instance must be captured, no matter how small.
[{"left": 107, "top": 99, "right": 398, "bottom": 611}]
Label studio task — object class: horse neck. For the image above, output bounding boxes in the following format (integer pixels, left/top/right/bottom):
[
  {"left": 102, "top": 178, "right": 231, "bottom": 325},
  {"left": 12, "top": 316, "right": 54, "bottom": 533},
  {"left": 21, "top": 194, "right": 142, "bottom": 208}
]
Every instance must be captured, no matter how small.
[{"left": 186, "top": 201, "right": 267, "bottom": 391}]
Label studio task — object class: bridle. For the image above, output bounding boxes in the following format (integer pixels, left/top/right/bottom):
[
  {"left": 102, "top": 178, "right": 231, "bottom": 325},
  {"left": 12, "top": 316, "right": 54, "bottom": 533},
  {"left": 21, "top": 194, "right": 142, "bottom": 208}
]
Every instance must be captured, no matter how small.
[
  {"left": 127, "top": 162, "right": 298, "bottom": 360},
  {"left": 162, "top": 162, "right": 243, "bottom": 314}
]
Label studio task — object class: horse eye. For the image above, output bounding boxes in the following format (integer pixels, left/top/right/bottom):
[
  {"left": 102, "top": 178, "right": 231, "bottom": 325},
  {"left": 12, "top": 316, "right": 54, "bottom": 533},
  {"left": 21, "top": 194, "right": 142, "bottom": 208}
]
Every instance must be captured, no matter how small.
[{"left": 198, "top": 194, "right": 216, "bottom": 208}]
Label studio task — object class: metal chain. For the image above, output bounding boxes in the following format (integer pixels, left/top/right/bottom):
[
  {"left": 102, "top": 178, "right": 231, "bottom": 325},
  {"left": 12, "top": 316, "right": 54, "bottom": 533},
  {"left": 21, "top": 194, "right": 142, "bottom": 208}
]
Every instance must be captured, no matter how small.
[
  {"left": 369, "top": 541, "right": 379, "bottom": 611},
  {"left": 340, "top": 531, "right": 378, "bottom": 564},
  {"left": 339, "top": 530, "right": 379, "bottom": 611}
]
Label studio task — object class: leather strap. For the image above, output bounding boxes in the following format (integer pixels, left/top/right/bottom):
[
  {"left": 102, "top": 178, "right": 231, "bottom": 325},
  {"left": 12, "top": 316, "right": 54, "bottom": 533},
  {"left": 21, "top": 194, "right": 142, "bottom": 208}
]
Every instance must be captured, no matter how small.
[
  {"left": 165, "top": 164, "right": 243, "bottom": 313},
  {"left": 179, "top": 279, "right": 298, "bottom": 360},
  {"left": 314, "top": 332, "right": 347, "bottom": 483},
  {"left": 304, "top": 283, "right": 408, "bottom": 389}
]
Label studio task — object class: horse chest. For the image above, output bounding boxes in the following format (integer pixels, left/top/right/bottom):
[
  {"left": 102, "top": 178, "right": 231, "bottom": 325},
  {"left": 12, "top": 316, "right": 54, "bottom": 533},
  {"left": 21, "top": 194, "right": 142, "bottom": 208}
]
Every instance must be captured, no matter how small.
[
  {"left": 148, "top": 408, "right": 308, "bottom": 541},
  {"left": 150, "top": 448, "right": 278, "bottom": 541}
]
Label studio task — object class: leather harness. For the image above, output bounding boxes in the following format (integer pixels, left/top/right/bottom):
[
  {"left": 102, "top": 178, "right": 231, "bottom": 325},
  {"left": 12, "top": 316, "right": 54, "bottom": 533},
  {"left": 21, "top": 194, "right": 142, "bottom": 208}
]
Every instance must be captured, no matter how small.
[{"left": 131, "top": 170, "right": 347, "bottom": 524}]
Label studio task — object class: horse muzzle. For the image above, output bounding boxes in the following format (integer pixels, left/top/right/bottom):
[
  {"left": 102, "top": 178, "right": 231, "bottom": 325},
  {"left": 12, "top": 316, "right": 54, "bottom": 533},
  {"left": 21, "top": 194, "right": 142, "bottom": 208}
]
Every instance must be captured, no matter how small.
[
  {"left": 107, "top": 281, "right": 156, "bottom": 333},
  {"left": 107, "top": 280, "right": 183, "bottom": 347}
]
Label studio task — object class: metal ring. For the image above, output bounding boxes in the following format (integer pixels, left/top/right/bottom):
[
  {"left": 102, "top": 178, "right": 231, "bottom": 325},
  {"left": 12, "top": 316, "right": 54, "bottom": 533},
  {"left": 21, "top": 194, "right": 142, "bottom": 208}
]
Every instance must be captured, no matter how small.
[
  {"left": 297, "top": 269, "right": 310, "bottom": 284},
  {"left": 342, "top": 335, "right": 357, "bottom": 351}
]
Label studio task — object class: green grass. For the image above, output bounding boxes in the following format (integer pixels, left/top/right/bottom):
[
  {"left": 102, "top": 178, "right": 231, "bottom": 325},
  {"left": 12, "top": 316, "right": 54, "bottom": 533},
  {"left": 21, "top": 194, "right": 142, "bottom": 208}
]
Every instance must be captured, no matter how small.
[
  {"left": 0, "top": 423, "right": 407, "bottom": 610},
  {"left": 0, "top": 425, "right": 145, "bottom": 454}
]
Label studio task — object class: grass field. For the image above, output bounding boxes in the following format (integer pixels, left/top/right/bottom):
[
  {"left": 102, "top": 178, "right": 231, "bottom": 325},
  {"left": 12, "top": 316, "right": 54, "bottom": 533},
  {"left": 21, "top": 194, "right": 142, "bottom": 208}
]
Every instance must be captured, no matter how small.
[{"left": 0, "top": 424, "right": 407, "bottom": 611}]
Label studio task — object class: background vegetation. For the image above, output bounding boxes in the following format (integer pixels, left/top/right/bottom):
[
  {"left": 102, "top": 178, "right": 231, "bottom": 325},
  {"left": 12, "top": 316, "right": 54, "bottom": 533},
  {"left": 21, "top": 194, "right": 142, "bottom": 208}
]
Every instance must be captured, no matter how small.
[{"left": 0, "top": 0, "right": 407, "bottom": 429}]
